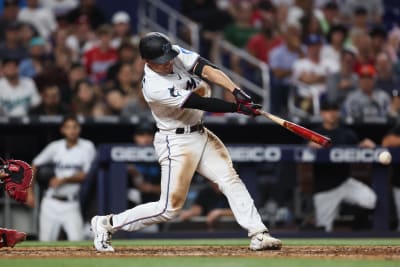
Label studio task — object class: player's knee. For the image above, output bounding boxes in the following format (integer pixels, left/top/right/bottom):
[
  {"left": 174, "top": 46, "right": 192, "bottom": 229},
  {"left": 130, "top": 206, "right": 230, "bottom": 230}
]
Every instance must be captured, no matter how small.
[{"left": 217, "top": 173, "right": 242, "bottom": 189}]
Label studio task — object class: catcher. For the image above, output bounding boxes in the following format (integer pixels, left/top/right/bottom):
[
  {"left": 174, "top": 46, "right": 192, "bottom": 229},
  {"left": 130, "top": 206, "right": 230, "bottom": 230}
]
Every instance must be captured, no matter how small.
[{"left": 0, "top": 159, "right": 33, "bottom": 248}]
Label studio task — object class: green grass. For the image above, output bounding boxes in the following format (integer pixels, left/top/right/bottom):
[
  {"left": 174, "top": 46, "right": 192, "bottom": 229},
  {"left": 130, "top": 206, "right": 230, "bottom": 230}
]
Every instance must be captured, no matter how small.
[
  {"left": 0, "top": 258, "right": 399, "bottom": 267},
  {"left": 1, "top": 239, "right": 399, "bottom": 267}
]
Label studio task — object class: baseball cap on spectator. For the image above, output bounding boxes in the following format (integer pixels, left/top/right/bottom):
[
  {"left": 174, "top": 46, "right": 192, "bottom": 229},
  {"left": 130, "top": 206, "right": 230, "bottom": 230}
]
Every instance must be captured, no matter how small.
[
  {"left": 4, "top": 0, "right": 19, "bottom": 7},
  {"left": 354, "top": 6, "right": 367, "bottom": 16},
  {"left": 305, "top": 34, "right": 323, "bottom": 45},
  {"left": 29, "top": 36, "right": 45, "bottom": 47},
  {"left": 359, "top": 64, "right": 376, "bottom": 78},
  {"left": 112, "top": 11, "right": 130, "bottom": 24},
  {"left": 320, "top": 99, "right": 340, "bottom": 111}
]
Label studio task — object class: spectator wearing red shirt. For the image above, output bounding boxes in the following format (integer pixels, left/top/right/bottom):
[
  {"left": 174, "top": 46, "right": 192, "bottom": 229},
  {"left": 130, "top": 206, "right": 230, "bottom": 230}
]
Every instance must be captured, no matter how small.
[
  {"left": 246, "top": 2, "right": 282, "bottom": 63},
  {"left": 83, "top": 24, "right": 117, "bottom": 84}
]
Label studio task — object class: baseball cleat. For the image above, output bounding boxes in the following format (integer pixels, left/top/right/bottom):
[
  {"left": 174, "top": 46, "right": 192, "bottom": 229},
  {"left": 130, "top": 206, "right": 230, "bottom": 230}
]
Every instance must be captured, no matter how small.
[
  {"left": 91, "top": 215, "right": 115, "bottom": 252},
  {"left": 0, "top": 228, "right": 26, "bottom": 248},
  {"left": 249, "top": 231, "right": 282, "bottom": 251}
]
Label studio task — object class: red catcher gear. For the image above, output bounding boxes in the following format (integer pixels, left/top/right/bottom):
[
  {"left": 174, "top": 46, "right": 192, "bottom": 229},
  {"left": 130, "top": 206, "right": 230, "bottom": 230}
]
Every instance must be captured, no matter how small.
[{"left": 0, "top": 228, "right": 26, "bottom": 248}]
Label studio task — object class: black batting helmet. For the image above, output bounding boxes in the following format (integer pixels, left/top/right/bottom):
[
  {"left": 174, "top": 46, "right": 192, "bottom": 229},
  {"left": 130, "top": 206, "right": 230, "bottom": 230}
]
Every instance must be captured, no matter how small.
[{"left": 139, "top": 32, "right": 179, "bottom": 64}]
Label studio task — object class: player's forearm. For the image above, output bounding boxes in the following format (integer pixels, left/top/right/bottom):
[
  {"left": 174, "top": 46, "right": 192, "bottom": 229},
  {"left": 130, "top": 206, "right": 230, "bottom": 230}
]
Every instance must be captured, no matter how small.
[
  {"left": 200, "top": 65, "right": 238, "bottom": 92},
  {"left": 182, "top": 92, "right": 236, "bottom": 112}
]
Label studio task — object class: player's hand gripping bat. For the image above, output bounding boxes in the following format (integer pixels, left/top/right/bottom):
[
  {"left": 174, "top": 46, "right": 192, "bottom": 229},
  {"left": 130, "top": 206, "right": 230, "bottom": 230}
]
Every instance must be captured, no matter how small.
[{"left": 258, "top": 110, "right": 331, "bottom": 147}]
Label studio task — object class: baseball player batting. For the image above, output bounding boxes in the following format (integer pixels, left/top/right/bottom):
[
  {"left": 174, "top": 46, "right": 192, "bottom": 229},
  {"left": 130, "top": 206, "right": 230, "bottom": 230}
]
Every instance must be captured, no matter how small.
[{"left": 91, "top": 32, "right": 282, "bottom": 252}]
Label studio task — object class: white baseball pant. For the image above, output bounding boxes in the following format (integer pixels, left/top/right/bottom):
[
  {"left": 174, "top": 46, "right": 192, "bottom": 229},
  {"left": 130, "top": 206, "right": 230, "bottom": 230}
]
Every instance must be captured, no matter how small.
[
  {"left": 313, "top": 177, "right": 377, "bottom": 232},
  {"left": 112, "top": 128, "right": 267, "bottom": 236},
  {"left": 39, "top": 197, "right": 83, "bottom": 241}
]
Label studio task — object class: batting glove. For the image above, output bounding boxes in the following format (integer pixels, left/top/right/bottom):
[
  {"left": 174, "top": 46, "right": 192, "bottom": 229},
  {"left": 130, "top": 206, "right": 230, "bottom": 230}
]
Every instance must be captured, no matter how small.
[
  {"left": 236, "top": 102, "right": 262, "bottom": 117},
  {"left": 233, "top": 88, "right": 253, "bottom": 104}
]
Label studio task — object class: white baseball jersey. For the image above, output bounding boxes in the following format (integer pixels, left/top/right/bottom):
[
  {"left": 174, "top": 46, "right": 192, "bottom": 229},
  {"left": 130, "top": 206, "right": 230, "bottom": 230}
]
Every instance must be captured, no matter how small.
[
  {"left": 0, "top": 77, "right": 41, "bottom": 116},
  {"left": 33, "top": 138, "right": 96, "bottom": 197},
  {"left": 142, "top": 45, "right": 205, "bottom": 131}
]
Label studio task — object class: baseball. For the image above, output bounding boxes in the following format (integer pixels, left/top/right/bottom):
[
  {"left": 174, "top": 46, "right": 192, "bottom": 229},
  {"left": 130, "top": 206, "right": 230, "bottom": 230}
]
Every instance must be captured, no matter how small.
[{"left": 378, "top": 151, "right": 392, "bottom": 165}]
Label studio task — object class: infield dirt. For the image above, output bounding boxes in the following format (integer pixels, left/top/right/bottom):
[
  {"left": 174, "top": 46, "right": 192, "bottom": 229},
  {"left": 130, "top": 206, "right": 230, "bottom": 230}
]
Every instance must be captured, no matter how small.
[{"left": 1, "top": 245, "right": 399, "bottom": 260}]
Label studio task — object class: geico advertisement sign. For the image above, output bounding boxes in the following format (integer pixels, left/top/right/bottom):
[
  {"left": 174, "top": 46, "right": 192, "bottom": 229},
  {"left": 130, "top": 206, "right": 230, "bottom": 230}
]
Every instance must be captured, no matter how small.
[
  {"left": 330, "top": 148, "right": 389, "bottom": 163},
  {"left": 227, "top": 146, "right": 281, "bottom": 162},
  {"left": 111, "top": 146, "right": 282, "bottom": 162},
  {"left": 111, "top": 147, "right": 157, "bottom": 162}
]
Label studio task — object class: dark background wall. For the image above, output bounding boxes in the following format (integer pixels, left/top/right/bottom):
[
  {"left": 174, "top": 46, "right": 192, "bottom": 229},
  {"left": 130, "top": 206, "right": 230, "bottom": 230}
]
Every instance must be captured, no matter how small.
[{"left": 0, "top": 120, "right": 393, "bottom": 163}]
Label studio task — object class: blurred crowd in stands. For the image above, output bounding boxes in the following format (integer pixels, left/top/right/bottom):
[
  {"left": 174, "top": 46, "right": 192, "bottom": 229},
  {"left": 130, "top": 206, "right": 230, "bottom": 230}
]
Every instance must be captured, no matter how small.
[
  {"left": 0, "top": 0, "right": 148, "bottom": 119},
  {"left": 0, "top": 0, "right": 399, "bottom": 124},
  {"left": 182, "top": 0, "right": 400, "bottom": 122}
]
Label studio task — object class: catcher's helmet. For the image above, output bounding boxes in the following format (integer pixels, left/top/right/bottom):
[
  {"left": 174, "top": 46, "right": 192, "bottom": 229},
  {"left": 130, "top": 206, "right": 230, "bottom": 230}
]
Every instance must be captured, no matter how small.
[{"left": 139, "top": 32, "right": 179, "bottom": 64}]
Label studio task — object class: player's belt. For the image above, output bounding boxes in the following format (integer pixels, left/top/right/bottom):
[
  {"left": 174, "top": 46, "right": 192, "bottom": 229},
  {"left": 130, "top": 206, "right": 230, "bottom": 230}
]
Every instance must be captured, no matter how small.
[
  {"left": 175, "top": 123, "right": 204, "bottom": 134},
  {"left": 51, "top": 195, "right": 78, "bottom": 202}
]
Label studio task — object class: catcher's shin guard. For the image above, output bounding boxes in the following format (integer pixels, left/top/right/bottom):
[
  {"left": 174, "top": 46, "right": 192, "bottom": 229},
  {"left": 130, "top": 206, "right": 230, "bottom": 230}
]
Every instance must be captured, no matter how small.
[{"left": 0, "top": 228, "right": 26, "bottom": 248}]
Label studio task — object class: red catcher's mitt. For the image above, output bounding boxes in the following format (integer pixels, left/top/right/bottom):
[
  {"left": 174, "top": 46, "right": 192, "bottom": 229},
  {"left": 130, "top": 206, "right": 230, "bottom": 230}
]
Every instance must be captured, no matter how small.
[{"left": 0, "top": 159, "right": 33, "bottom": 203}]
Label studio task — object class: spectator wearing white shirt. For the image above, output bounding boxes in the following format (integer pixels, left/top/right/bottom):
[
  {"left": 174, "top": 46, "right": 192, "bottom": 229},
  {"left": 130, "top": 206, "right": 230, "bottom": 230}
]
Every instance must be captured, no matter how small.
[
  {"left": 17, "top": 0, "right": 58, "bottom": 39},
  {"left": 292, "top": 34, "right": 334, "bottom": 94},
  {"left": 39, "top": 0, "right": 78, "bottom": 17},
  {"left": 291, "top": 34, "right": 336, "bottom": 117},
  {"left": 32, "top": 115, "right": 96, "bottom": 241},
  {"left": 0, "top": 57, "right": 41, "bottom": 116}
]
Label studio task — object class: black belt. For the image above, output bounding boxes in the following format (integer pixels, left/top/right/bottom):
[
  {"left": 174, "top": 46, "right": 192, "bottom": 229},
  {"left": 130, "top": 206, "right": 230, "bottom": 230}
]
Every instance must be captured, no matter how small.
[
  {"left": 51, "top": 195, "right": 78, "bottom": 202},
  {"left": 175, "top": 123, "right": 204, "bottom": 134}
]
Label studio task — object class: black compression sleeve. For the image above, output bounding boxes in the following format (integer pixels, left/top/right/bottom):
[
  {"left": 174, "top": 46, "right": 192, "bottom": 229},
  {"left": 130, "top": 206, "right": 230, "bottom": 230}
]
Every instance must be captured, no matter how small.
[
  {"left": 182, "top": 92, "right": 237, "bottom": 113},
  {"left": 191, "top": 57, "right": 219, "bottom": 77}
]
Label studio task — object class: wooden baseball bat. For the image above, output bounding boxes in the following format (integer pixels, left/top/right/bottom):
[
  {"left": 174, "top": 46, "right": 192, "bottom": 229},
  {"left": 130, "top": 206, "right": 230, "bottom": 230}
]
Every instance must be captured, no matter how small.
[{"left": 258, "top": 110, "right": 332, "bottom": 147}]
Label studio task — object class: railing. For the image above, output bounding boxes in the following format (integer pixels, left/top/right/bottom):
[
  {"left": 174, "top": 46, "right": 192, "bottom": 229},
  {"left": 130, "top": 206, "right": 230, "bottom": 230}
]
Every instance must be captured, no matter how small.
[
  {"left": 137, "top": 0, "right": 271, "bottom": 111},
  {"left": 213, "top": 39, "right": 270, "bottom": 111},
  {"left": 137, "top": 0, "right": 200, "bottom": 52}
]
